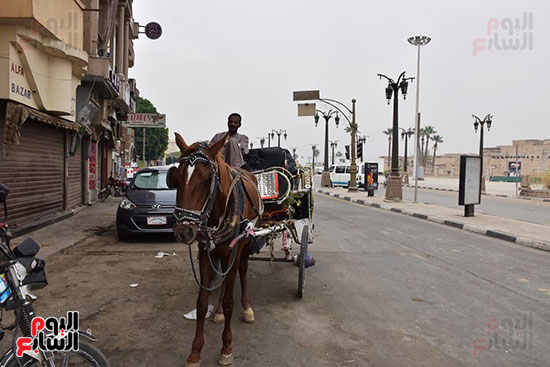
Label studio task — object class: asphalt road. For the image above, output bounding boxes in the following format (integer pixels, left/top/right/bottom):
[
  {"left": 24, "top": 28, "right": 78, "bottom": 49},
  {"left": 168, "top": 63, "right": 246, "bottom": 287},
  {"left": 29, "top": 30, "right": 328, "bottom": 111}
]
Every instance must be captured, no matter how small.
[
  {"left": 24, "top": 194, "right": 550, "bottom": 366},
  {"left": 402, "top": 187, "right": 550, "bottom": 225}
]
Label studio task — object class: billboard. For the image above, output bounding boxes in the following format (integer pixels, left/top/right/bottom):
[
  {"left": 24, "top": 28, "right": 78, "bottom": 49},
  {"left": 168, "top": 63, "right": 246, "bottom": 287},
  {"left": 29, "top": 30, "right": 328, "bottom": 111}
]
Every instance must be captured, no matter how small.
[
  {"left": 508, "top": 161, "right": 521, "bottom": 177},
  {"left": 364, "top": 162, "right": 379, "bottom": 190},
  {"left": 459, "top": 155, "right": 481, "bottom": 206},
  {"left": 121, "top": 114, "right": 166, "bottom": 128}
]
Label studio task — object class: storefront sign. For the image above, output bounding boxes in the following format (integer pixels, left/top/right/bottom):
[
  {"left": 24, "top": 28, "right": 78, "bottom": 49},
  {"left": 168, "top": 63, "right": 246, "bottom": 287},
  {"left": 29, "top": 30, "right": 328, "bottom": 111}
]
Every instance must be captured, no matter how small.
[
  {"left": 121, "top": 114, "right": 166, "bottom": 128},
  {"left": 89, "top": 142, "right": 97, "bottom": 190}
]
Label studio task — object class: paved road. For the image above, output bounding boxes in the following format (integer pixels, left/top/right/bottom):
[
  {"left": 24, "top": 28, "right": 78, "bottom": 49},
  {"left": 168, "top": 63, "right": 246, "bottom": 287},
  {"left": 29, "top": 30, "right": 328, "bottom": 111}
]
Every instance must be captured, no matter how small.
[
  {"left": 402, "top": 187, "right": 550, "bottom": 225},
  {"left": 27, "top": 194, "right": 550, "bottom": 366}
]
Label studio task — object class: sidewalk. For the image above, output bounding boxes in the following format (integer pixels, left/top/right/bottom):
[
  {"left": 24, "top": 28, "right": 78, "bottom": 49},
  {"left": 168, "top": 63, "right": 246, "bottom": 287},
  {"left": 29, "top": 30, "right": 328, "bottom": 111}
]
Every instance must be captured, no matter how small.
[
  {"left": 11, "top": 198, "right": 119, "bottom": 259},
  {"left": 405, "top": 176, "right": 550, "bottom": 202},
  {"left": 316, "top": 186, "right": 550, "bottom": 252}
]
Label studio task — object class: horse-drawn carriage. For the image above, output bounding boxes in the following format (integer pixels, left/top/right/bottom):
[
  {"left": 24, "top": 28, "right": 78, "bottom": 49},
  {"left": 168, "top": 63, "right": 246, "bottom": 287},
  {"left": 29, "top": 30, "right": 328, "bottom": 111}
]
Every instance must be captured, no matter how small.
[
  {"left": 245, "top": 147, "right": 315, "bottom": 298},
  {"left": 168, "top": 134, "right": 315, "bottom": 366}
]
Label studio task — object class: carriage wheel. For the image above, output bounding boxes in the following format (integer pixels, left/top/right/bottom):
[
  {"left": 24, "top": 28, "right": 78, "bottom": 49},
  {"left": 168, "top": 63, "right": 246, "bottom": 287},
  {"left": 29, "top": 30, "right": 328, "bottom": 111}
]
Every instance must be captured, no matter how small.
[{"left": 297, "top": 224, "right": 309, "bottom": 299}]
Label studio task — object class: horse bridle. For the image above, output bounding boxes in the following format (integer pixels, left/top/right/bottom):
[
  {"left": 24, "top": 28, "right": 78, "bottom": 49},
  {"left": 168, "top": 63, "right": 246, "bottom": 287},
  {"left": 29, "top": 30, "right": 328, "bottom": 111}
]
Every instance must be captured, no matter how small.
[{"left": 174, "top": 144, "right": 220, "bottom": 234}]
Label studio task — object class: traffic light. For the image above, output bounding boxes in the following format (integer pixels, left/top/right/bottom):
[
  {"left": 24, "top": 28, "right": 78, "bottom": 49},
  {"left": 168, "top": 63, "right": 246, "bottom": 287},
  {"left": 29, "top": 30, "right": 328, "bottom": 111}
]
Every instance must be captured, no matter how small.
[
  {"left": 345, "top": 145, "right": 350, "bottom": 160},
  {"left": 357, "top": 142, "right": 363, "bottom": 161}
]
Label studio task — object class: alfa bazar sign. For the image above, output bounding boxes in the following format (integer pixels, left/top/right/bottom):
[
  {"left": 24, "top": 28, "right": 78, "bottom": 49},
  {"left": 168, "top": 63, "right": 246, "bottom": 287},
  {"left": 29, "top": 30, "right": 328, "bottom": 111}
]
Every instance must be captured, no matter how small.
[{"left": 121, "top": 113, "right": 166, "bottom": 128}]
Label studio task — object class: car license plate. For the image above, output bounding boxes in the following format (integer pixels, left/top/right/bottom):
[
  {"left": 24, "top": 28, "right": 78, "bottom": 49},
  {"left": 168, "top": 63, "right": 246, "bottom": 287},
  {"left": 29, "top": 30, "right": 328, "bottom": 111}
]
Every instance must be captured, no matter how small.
[{"left": 147, "top": 216, "right": 167, "bottom": 225}]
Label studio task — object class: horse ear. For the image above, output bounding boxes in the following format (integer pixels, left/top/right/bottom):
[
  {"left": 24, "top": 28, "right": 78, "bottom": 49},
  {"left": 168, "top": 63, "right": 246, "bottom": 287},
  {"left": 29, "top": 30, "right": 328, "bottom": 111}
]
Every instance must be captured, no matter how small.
[
  {"left": 207, "top": 133, "right": 227, "bottom": 157},
  {"left": 175, "top": 132, "right": 188, "bottom": 152}
]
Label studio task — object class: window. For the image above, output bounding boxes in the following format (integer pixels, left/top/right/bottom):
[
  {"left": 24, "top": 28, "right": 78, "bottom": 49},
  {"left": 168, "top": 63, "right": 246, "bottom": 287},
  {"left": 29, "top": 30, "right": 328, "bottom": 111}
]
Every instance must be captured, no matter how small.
[
  {"left": 132, "top": 170, "right": 170, "bottom": 190},
  {"left": 345, "top": 166, "right": 351, "bottom": 173},
  {"left": 335, "top": 166, "right": 345, "bottom": 173}
]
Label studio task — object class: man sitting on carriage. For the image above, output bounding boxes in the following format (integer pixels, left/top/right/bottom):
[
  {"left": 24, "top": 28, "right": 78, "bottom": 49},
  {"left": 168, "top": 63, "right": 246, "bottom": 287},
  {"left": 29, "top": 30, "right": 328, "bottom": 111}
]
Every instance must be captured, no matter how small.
[{"left": 210, "top": 112, "right": 250, "bottom": 170}]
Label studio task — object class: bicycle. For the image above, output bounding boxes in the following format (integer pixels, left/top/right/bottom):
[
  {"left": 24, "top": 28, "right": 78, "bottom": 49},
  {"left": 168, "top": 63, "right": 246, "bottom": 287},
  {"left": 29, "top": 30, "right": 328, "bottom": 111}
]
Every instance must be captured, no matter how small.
[{"left": 0, "top": 184, "right": 110, "bottom": 366}]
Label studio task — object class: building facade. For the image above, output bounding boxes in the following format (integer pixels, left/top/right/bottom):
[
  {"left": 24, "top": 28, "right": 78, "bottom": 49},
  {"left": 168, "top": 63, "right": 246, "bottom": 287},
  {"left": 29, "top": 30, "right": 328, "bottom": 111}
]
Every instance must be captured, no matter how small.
[{"left": 0, "top": 0, "right": 141, "bottom": 229}]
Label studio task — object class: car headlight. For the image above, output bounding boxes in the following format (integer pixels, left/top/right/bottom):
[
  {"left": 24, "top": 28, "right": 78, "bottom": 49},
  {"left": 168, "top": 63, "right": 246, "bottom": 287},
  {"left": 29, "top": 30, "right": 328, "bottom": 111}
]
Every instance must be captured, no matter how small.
[{"left": 119, "top": 198, "right": 136, "bottom": 209}]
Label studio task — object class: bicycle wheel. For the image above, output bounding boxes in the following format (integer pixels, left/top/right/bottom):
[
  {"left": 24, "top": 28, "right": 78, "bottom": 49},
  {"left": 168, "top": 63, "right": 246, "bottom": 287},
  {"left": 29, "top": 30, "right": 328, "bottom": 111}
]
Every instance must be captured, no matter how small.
[
  {"left": 4, "top": 339, "right": 110, "bottom": 366},
  {"left": 98, "top": 188, "right": 109, "bottom": 202}
]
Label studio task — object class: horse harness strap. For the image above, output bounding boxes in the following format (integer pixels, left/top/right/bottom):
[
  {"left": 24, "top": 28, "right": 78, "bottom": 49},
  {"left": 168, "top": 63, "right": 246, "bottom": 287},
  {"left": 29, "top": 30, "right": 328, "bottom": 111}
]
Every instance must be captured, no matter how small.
[{"left": 173, "top": 146, "right": 260, "bottom": 250}]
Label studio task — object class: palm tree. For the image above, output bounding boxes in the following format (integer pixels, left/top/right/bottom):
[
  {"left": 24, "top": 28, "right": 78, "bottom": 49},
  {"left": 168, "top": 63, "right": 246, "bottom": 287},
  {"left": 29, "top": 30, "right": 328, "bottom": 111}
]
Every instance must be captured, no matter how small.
[
  {"left": 419, "top": 127, "right": 427, "bottom": 165},
  {"left": 431, "top": 134, "right": 443, "bottom": 174},
  {"left": 382, "top": 128, "right": 393, "bottom": 169},
  {"left": 422, "top": 125, "right": 436, "bottom": 166}
]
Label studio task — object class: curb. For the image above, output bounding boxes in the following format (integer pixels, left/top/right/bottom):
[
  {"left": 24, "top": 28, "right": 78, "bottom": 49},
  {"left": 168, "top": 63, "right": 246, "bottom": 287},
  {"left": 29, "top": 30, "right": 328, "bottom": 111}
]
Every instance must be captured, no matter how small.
[{"left": 316, "top": 189, "right": 550, "bottom": 253}]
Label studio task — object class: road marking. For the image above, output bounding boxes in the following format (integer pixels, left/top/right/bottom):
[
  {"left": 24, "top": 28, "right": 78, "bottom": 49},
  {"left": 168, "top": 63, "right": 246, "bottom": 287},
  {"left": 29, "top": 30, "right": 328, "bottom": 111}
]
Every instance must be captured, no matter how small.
[
  {"left": 537, "top": 288, "right": 550, "bottom": 295},
  {"left": 517, "top": 278, "right": 529, "bottom": 283}
]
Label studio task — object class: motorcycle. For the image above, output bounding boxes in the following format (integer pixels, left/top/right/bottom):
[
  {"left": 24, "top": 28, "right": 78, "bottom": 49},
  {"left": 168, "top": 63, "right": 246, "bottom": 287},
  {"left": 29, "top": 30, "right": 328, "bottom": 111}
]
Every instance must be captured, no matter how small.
[
  {"left": 0, "top": 184, "right": 110, "bottom": 366},
  {"left": 97, "top": 176, "right": 127, "bottom": 202}
]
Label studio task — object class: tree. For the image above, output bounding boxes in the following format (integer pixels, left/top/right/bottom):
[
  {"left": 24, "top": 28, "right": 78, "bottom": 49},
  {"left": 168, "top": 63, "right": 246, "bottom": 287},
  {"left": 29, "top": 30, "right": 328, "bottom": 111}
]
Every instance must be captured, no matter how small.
[
  {"left": 383, "top": 128, "right": 393, "bottom": 167},
  {"left": 422, "top": 125, "right": 436, "bottom": 166},
  {"left": 134, "top": 97, "right": 168, "bottom": 162},
  {"left": 431, "top": 134, "right": 443, "bottom": 174}
]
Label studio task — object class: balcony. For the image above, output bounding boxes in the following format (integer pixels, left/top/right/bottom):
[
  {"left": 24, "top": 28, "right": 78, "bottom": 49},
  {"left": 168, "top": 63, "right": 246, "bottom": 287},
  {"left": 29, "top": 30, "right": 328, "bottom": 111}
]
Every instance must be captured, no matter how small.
[{"left": 82, "top": 57, "right": 119, "bottom": 99}]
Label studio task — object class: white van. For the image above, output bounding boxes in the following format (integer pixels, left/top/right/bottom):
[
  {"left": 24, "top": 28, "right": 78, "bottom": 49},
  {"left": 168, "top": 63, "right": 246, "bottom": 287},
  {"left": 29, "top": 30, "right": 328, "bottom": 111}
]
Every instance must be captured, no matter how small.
[{"left": 329, "top": 164, "right": 364, "bottom": 188}]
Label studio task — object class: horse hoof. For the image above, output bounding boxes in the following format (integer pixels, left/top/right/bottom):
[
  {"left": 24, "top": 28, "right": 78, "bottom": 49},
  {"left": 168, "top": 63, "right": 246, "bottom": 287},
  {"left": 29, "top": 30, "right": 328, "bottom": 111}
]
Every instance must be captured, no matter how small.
[
  {"left": 185, "top": 361, "right": 200, "bottom": 367},
  {"left": 218, "top": 353, "right": 233, "bottom": 366},
  {"left": 212, "top": 312, "right": 225, "bottom": 324},
  {"left": 242, "top": 308, "right": 255, "bottom": 323}
]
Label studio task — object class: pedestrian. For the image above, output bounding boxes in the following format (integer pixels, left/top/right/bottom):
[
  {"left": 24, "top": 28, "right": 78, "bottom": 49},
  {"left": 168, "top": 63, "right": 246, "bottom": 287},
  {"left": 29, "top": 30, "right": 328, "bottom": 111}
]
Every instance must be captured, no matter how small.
[{"left": 210, "top": 112, "right": 250, "bottom": 169}]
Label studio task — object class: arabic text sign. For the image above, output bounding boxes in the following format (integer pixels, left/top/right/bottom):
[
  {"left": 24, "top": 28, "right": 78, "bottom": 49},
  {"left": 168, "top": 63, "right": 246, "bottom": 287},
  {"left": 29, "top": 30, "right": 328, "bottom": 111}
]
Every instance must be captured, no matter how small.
[{"left": 121, "top": 114, "right": 166, "bottom": 128}]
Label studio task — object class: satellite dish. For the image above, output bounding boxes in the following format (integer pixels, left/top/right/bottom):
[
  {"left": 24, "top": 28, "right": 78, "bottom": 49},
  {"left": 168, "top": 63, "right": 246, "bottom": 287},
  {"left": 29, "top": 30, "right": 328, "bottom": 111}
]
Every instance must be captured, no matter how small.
[{"left": 145, "top": 22, "right": 162, "bottom": 40}]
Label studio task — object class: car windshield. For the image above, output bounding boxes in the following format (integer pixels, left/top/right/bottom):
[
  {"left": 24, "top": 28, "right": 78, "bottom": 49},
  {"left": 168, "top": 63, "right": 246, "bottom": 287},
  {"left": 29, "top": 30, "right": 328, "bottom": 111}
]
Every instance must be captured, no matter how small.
[{"left": 132, "top": 170, "right": 169, "bottom": 190}]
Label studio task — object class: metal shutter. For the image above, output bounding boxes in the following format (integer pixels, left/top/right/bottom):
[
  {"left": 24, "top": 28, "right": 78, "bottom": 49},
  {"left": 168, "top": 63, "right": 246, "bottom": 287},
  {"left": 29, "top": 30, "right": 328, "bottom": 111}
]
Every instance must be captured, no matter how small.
[
  {"left": 67, "top": 143, "right": 82, "bottom": 209},
  {"left": 0, "top": 119, "right": 65, "bottom": 227}
]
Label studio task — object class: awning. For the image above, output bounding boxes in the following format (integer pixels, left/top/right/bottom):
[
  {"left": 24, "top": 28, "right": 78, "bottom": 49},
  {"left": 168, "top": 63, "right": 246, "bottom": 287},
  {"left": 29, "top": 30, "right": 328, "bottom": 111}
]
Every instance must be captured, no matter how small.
[{"left": 3, "top": 101, "right": 81, "bottom": 145}]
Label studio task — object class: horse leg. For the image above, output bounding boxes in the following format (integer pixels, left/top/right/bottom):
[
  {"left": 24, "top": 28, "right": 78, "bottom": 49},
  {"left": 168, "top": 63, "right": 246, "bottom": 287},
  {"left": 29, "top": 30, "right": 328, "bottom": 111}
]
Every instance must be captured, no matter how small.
[
  {"left": 239, "top": 243, "right": 254, "bottom": 323},
  {"left": 212, "top": 282, "right": 225, "bottom": 324},
  {"left": 218, "top": 250, "right": 241, "bottom": 366},
  {"left": 186, "top": 248, "right": 213, "bottom": 367}
]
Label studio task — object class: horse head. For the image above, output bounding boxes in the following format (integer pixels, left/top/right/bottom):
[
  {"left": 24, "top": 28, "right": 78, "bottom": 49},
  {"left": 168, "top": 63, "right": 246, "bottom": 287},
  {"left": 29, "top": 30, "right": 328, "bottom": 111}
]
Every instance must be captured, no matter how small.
[{"left": 168, "top": 132, "right": 232, "bottom": 244}]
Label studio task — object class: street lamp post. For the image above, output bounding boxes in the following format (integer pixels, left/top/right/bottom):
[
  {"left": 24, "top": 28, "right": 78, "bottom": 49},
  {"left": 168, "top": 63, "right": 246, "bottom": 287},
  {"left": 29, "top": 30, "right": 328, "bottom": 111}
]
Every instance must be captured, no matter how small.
[
  {"left": 315, "top": 110, "right": 340, "bottom": 186},
  {"left": 257, "top": 137, "right": 266, "bottom": 148},
  {"left": 293, "top": 91, "right": 358, "bottom": 191},
  {"left": 408, "top": 35, "right": 431, "bottom": 203},
  {"left": 378, "top": 72, "right": 414, "bottom": 201},
  {"left": 271, "top": 129, "right": 287, "bottom": 147},
  {"left": 310, "top": 144, "right": 318, "bottom": 174},
  {"left": 329, "top": 140, "right": 338, "bottom": 165},
  {"left": 399, "top": 127, "right": 414, "bottom": 181},
  {"left": 472, "top": 114, "right": 493, "bottom": 192}
]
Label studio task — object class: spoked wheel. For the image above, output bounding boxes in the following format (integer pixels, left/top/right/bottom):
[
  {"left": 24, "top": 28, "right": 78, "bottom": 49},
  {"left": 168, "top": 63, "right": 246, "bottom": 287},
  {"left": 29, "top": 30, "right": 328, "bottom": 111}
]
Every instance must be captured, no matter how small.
[
  {"left": 98, "top": 188, "right": 109, "bottom": 202},
  {"left": 297, "top": 224, "right": 309, "bottom": 299}
]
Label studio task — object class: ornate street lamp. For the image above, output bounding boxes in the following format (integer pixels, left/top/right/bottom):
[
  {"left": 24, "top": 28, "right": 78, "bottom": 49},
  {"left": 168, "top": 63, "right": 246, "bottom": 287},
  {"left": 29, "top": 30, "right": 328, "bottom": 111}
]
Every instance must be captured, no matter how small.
[
  {"left": 314, "top": 109, "right": 339, "bottom": 186},
  {"left": 472, "top": 114, "right": 493, "bottom": 191},
  {"left": 329, "top": 140, "right": 338, "bottom": 165},
  {"left": 293, "top": 91, "right": 358, "bottom": 191},
  {"left": 378, "top": 72, "right": 414, "bottom": 201},
  {"left": 271, "top": 129, "right": 287, "bottom": 147},
  {"left": 399, "top": 127, "right": 414, "bottom": 174}
]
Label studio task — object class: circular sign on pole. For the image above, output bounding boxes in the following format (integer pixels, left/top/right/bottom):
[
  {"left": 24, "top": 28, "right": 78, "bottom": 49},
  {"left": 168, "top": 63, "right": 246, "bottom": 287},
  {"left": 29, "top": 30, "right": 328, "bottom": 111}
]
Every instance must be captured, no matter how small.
[{"left": 145, "top": 22, "right": 162, "bottom": 40}]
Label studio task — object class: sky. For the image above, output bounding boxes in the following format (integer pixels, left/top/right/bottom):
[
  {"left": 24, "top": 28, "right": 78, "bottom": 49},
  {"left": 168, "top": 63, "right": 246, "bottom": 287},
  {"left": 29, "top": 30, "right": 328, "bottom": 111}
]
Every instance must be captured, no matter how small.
[{"left": 130, "top": 0, "right": 549, "bottom": 163}]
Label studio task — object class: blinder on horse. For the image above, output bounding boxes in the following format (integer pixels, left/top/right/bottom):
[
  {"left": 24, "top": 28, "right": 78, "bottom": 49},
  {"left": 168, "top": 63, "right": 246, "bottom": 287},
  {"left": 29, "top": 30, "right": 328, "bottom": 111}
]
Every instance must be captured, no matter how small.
[{"left": 168, "top": 143, "right": 221, "bottom": 245}]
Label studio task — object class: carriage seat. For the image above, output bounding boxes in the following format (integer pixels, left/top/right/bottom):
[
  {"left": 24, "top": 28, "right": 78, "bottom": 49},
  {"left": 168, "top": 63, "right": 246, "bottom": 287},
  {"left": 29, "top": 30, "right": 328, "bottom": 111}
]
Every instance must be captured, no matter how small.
[{"left": 245, "top": 147, "right": 297, "bottom": 175}]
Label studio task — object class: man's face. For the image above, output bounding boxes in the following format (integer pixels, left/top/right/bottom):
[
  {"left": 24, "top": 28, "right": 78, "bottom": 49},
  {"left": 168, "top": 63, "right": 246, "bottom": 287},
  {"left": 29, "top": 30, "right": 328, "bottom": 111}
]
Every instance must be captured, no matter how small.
[{"left": 227, "top": 116, "right": 241, "bottom": 134}]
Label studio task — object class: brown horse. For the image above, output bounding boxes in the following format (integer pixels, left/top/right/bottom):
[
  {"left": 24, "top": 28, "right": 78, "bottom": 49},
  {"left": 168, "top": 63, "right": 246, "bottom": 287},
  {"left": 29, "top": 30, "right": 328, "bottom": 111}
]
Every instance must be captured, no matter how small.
[{"left": 168, "top": 132, "right": 261, "bottom": 367}]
